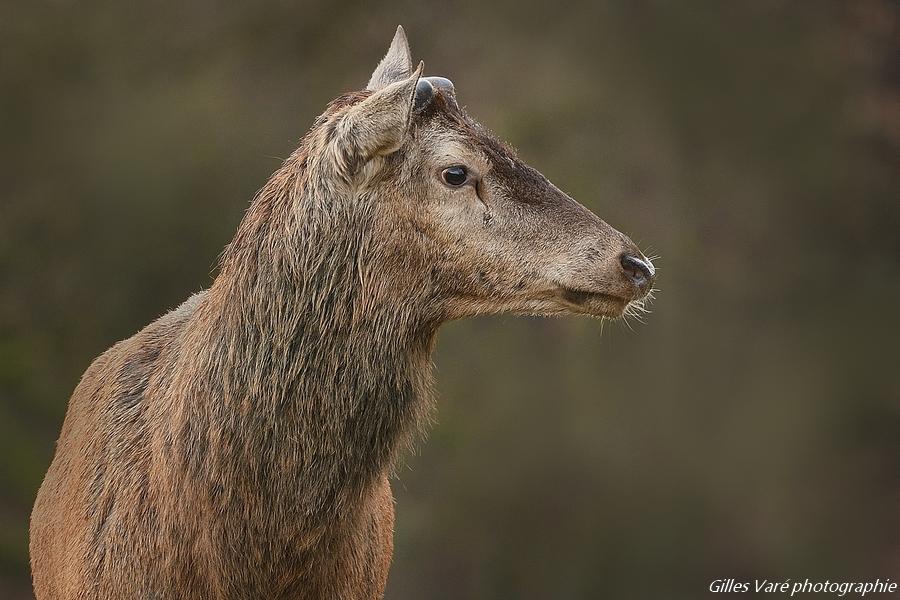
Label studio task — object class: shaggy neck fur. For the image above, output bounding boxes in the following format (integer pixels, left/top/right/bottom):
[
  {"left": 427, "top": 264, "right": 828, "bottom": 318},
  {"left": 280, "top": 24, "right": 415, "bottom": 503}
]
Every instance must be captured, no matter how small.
[{"left": 164, "top": 130, "right": 436, "bottom": 552}]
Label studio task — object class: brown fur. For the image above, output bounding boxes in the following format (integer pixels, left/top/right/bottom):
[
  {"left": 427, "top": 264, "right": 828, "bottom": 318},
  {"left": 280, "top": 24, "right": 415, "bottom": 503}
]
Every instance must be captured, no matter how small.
[{"left": 30, "top": 26, "right": 654, "bottom": 599}]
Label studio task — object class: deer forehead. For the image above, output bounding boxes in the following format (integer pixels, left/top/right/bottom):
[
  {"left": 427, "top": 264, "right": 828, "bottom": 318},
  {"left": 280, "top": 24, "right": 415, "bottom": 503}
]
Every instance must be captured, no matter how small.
[{"left": 418, "top": 131, "right": 491, "bottom": 175}]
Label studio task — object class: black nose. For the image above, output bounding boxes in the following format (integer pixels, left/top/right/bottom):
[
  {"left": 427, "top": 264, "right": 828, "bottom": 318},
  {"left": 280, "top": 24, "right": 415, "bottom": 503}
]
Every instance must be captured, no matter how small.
[{"left": 619, "top": 254, "right": 655, "bottom": 293}]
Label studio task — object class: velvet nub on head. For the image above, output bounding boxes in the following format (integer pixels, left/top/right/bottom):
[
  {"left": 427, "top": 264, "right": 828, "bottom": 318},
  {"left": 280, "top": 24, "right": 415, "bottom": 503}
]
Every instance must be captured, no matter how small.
[{"left": 414, "top": 76, "right": 458, "bottom": 113}]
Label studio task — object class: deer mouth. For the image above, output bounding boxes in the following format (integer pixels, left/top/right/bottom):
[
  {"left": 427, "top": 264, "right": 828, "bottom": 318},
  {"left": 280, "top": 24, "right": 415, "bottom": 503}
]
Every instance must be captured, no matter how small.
[{"left": 558, "top": 287, "right": 630, "bottom": 318}]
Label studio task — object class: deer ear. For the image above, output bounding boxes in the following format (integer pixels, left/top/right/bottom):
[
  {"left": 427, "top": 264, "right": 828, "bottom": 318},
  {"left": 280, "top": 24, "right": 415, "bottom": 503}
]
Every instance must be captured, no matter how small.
[
  {"left": 367, "top": 25, "right": 413, "bottom": 91},
  {"left": 332, "top": 62, "right": 424, "bottom": 179}
]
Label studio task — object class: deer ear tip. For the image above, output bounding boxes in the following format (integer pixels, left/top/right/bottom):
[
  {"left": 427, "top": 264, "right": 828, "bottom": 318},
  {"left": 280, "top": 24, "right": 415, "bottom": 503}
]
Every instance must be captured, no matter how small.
[
  {"left": 390, "top": 25, "right": 411, "bottom": 56},
  {"left": 368, "top": 26, "right": 414, "bottom": 90}
]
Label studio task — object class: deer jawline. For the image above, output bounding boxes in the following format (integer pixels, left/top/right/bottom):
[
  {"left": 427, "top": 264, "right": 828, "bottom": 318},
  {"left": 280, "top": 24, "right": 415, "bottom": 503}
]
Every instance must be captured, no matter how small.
[{"left": 559, "top": 288, "right": 630, "bottom": 318}]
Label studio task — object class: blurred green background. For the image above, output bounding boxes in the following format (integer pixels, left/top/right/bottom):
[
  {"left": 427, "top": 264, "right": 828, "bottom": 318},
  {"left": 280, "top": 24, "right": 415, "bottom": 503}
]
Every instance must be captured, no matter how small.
[{"left": 2, "top": 1, "right": 898, "bottom": 598}]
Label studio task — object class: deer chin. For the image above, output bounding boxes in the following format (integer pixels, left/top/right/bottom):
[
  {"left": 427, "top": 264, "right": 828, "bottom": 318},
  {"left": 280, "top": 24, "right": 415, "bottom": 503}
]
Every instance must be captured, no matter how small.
[{"left": 558, "top": 288, "right": 631, "bottom": 318}]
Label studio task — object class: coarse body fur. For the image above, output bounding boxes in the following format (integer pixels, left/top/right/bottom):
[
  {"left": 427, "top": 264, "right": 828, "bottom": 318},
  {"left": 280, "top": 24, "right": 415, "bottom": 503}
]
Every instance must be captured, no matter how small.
[{"left": 30, "top": 27, "right": 655, "bottom": 599}]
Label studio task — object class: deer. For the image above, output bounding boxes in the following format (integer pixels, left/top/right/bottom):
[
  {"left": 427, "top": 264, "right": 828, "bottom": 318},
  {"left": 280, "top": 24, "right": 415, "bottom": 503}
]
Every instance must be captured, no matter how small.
[{"left": 29, "top": 26, "right": 656, "bottom": 599}]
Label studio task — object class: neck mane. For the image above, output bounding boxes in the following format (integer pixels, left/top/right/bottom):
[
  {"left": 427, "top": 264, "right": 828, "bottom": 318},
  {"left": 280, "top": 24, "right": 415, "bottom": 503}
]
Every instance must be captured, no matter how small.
[{"left": 168, "top": 142, "right": 436, "bottom": 534}]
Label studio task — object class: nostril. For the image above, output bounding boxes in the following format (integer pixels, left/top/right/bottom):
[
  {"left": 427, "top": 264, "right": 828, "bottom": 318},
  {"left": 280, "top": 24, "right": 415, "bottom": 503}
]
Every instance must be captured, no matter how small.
[{"left": 620, "top": 254, "right": 655, "bottom": 289}]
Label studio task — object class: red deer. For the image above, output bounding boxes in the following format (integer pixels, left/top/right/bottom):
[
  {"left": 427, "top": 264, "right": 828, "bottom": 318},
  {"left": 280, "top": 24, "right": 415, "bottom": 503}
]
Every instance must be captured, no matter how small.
[{"left": 30, "top": 26, "right": 656, "bottom": 599}]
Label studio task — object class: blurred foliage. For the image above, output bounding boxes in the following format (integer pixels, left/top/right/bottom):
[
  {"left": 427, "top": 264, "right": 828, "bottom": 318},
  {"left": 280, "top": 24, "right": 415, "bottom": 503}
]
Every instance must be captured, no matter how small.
[{"left": 2, "top": 1, "right": 899, "bottom": 598}]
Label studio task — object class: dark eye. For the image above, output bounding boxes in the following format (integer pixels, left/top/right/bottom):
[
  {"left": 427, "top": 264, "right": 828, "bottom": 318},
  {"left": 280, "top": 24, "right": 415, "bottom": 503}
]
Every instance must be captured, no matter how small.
[{"left": 441, "top": 166, "right": 468, "bottom": 187}]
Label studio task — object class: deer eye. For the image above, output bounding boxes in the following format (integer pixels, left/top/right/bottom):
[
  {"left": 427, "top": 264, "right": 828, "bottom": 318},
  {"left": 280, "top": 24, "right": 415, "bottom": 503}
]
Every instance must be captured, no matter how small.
[{"left": 441, "top": 166, "right": 468, "bottom": 187}]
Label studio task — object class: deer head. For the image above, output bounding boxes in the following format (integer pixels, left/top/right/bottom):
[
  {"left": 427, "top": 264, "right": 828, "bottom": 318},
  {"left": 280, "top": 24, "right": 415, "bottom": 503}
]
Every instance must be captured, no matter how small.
[{"left": 268, "top": 26, "right": 655, "bottom": 326}]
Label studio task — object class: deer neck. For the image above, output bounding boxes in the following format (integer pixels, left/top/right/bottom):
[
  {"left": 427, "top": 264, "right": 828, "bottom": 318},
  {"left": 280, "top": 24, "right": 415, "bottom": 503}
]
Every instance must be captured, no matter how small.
[{"left": 173, "top": 153, "right": 436, "bottom": 529}]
